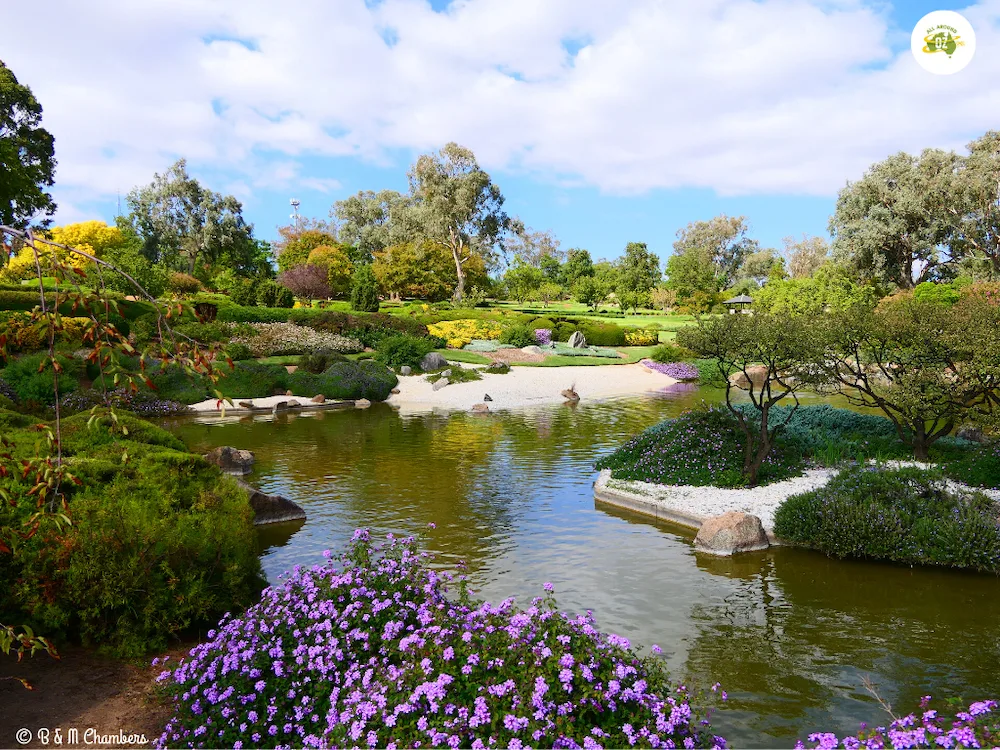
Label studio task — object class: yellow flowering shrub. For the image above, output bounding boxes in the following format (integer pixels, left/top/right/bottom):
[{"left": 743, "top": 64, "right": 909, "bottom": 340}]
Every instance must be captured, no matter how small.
[
  {"left": 427, "top": 319, "right": 502, "bottom": 349},
  {"left": 624, "top": 329, "right": 659, "bottom": 346},
  {"left": 0, "top": 312, "right": 92, "bottom": 352}
]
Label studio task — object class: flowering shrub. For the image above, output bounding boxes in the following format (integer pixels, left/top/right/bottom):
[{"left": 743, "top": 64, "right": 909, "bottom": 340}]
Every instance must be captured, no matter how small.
[
  {"left": 625, "top": 329, "right": 659, "bottom": 346},
  {"left": 156, "top": 530, "right": 725, "bottom": 749},
  {"left": 595, "top": 407, "right": 804, "bottom": 488},
  {"left": 0, "top": 311, "right": 92, "bottom": 354},
  {"left": 60, "top": 387, "right": 189, "bottom": 417},
  {"left": 796, "top": 695, "right": 999, "bottom": 749},
  {"left": 232, "top": 322, "right": 362, "bottom": 357},
  {"left": 774, "top": 466, "right": 1000, "bottom": 573},
  {"left": 428, "top": 319, "right": 502, "bottom": 349},
  {"left": 534, "top": 328, "right": 553, "bottom": 346},
  {"left": 641, "top": 360, "right": 699, "bottom": 380}
]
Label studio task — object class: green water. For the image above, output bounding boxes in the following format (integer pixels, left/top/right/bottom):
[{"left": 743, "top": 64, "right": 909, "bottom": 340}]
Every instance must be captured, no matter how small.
[{"left": 166, "top": 387, "right": 1000, "bottom": 748}]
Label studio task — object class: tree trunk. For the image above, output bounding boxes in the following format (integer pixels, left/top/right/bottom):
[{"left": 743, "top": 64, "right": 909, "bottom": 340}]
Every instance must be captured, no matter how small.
[{"left": 452, "top": 246, "right": 466, "bottom": 301}]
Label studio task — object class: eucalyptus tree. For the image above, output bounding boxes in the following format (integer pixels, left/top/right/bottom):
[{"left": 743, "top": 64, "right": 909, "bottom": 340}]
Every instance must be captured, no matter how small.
[
  {"left": 672, "top": 215, "right": 758, "bottom": 288},
  {"left": 331, "top": 189, "right": 418, "bottom": 265},
  {"left": 950, "top": 130, "right": 1000, "bottom": 278},
  {"left": 783, "top": 235, "right": 830, "bottom": 279}
]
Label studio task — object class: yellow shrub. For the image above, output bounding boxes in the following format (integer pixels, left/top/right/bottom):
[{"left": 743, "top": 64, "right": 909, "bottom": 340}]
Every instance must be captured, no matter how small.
[
  {"left": 624, "top": 329, "right": 659, "bottom": 346},
  {"left": 427, "top": 319, "right": 502, "bottom": 349},
  {"left": 0, "top": 313, "right": 91, "bottom": 352}
]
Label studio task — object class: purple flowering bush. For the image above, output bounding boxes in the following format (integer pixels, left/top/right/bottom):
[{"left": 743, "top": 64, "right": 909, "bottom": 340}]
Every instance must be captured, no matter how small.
[
  {"left": 595, "top": 407, "right": 804, "bottom": 488},
  {"left": 642, "top": 360, "right": 700, "bottom": 381},
  {"left": 535, "top": 328, "right": 553, "bottom": 346},
  {"left": 60, "top": 387, "right": 190, "bottom": 417},
  {"left": 156, "top": 530, "right": 725, "bottom": 749},
  {"left": 797, "top": 695, "right": 999, "bottom": 749}
]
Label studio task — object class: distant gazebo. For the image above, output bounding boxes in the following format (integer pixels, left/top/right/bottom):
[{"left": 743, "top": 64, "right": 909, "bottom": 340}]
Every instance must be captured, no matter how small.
[{"left": 723, "top": 294, "right": 753, "bottom": 314}]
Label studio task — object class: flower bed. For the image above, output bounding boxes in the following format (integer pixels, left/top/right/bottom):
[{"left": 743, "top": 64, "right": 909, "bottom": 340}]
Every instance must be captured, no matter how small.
[
  {"left": 642, "top": 360, "right": 700, "bottom": 380},
  {"left": 231, "top": 322, "right": 362, "bottom": 357},
  {"left": 625, "top": 329, "right": 659, "bottom": 346},
  {"left": 428, "top": 319, "right": 502, "bottom": 349},
  {"left": 156, "top": 530, "right": 724, "bottom": 749}
]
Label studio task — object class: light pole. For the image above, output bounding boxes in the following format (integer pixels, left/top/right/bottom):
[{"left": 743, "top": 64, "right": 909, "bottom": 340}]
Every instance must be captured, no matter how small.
[{"left": 290, "top": 198, "right": 301, "bottom": 230}]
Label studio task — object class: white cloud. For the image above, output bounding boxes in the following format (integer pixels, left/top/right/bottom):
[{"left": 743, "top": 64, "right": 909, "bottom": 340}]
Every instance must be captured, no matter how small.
[{"left": 1, "top": 0, "right": 998, "bottom": 220}]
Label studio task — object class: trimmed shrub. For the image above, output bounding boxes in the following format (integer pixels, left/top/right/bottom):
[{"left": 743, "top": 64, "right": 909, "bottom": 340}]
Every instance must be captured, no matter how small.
[
  {"left": 0, "top": 410, "right": 265, "bottom": 658},
  {"left": 144, "top": 362, "right": 213, "bottom": 405},
  {"left": 223, "top": 341, "right": 255, "bottom": 361},
  {"left": 0, "top": 352, "right": 82, "bottom": 405},
  {"left": 374, "top": 334, "right": 438, "bottom": 370},
  {"left": 287, "top": 360, "right": 397, "bottom": 401},
  {"left": 595, "top": 407, "right": 804, "bottom": 488},
  {"left": 624, "top": 329, "right": 659, "bottom": 346},
  {"left": 231, "top": 322, "right": 362, "bottom": 357},
  {"left": 650, "top": 343, "right": 696, "bottom": 362},
  {"left": 774, "top": 465, "right": 1000, "bottom": 573},
  {"left": 156, "top": 531, "right": 722, "bottom": 749},
  {"left": 499, "top": 323, "right": 538, "bottom": 348},
  {"left": 296, "top": 351, "right": 347, "bottom": 374},
  {"left": 580, "top": 321, "right": 626, "bottom": 347},
  {"left": 166, "top": 272, "right": 204, "bottom": 296},
  {"left": 553, "top": 321, "right": 580, "bottom": 342},
  {"left": 215, "top": 362, "right": 289, "bottom": 399},
  {"left": 350, "top": 264, "right": 380, "bottom": 312},
  {"left": 256, "top": 280, "right": 295, "bottom": 309},
  {"left": 528, "top": 317, "right": 557, "bottom": 330}
]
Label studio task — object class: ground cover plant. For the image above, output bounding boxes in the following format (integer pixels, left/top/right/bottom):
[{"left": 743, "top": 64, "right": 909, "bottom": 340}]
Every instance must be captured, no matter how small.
[
  {"left": 943, "top": 439, "right": 1000, "bottom": 489},
  {"left": 426, "top": 363, "right": 482, "bottom": 384},
  {"left": 230, "top": 322, "right": 362, "bottom": 357},
  {"left": 773, "top": 465, "right": 1000, "bottom": 573},
  {"left": 156, "top": 530, "right": 725, "bottom": 749},
  {"left": 0, "top": 408, "right": 265, "bottom": 658},
  {"left": 642, "top": 360, "right": 699, "bottom": 380},
  {"left": 595, "top": 406, "right": 805, "bottom": 488},
  {"left": 796, "top": 695, "right": 999, "bottom": 749}
]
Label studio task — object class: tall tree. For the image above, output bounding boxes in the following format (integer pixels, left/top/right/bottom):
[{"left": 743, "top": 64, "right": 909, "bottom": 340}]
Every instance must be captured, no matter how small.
[
  {"left": 562, "top": 248, "right": 594, "bottom": 287},
  {"left": 615, "top": 241, "right": 660, "bottom": 311},
  {"left": 664, "top": 247, "right": 719, "bottom": 311},
  {"left": 783, "top": 234, "right": 830, "bottom": 279},
  {"left": 502, "top": 222, "right": 563, "bottom": 268},
  {"left": 125, "top": 159, "right": 254, "bottom": 275},
  {"left": 950, "top": 131, "right": 1000, "bottom": 278},
  {"left": 0, "top": 60, "right": 56, "bottom": 230},
  {"left": 830, "top": 149, "right": 959, "bottom": 289},
  {"left": 673, "top": 215, "right": 758, "bottom": 288},
  {"left": 738, "top": 248, "right": 783, "bottom": 287},
  {"left": 408, "top": 143, "right": 509, "bottom": 301},
  {"left": 373, "top": 239, "right": 487, "bottom": 302},
  {"left": 331, "top": 189, "right": 417, "bottom": 265}
]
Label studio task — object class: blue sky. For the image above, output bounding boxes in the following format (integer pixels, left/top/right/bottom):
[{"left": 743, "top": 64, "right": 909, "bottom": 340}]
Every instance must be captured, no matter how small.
[{"left": 2, "top": 0, "right": 996, "bottom": 266}]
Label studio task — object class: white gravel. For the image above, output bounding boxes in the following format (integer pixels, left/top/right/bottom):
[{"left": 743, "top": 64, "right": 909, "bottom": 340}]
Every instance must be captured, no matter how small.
[{"left": 388, "top": 363, "right": 677, "bottom": 414}]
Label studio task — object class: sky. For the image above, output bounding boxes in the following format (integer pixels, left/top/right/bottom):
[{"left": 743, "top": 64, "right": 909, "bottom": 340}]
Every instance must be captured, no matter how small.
[{"left": 2, "top": 0, "right": 998, "bottom": 265}]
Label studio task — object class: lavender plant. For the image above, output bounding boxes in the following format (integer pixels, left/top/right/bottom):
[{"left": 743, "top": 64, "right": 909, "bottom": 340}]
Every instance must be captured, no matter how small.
[
  {"left": 156, "top": 530, "right": 726, "bottom": 749},
  {"left": 535, "top": 328, "right": 553, "bottom": 346},
  {"left": 642, "top": 360, "right": 699, "bottom": 380}
]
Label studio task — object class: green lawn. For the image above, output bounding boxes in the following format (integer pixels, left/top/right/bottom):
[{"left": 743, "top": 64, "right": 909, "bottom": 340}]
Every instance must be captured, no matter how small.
[
  {"left": 511, "top": 346, "right": 658, "bottom": 367},
  {"left": 437, "top": 349, "right": 492, "bottom": 365}
]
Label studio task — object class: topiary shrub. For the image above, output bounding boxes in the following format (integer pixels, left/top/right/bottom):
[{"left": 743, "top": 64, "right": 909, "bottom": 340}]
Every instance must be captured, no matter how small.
[
  {"left": 553, "top": 321, "right": 580, "bottom": 342},
  {"left": 296, "top": 351, "right": 347, "bottom": 374},
  {"left": 374, "top": 334, "right": 438, "bottom": 370},
  {"left": 499, "top": 323, "right": 538, "bottom": 348},
  {"left": 774, "top": 465, "right": 1000, "bottom": 573},
  {"left": 350, "top": 264, "right": 380, "bottom": 312},
  {"left": 156, "top": 530, "right": 722, "bottom": 749},
  {"left": 223, "top": 341, "right": 254, "bottom": 361},
  {"left": 580, "top": 322, "right": 626, "bottom": 347},
  {"left": 287, "top": 360, "right": 397, "bottom": 401},
  {"left": 166, "top": 272, "right": 204, "bottom": 296}
]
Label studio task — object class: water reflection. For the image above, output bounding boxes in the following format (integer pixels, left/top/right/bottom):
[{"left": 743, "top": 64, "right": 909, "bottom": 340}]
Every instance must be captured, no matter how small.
[{"left": 164, "top": 390, "right": 1000, "bottom": 748}]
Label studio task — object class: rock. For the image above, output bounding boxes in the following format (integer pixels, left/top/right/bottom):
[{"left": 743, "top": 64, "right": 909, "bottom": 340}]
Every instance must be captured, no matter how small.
[
  {"left": 728, "top": 366, "right": 770, "bottom": 390},
  {"left": 355, "top": 398, "right": 372, "bottom": 408},
  {"left": 236, "top": 480, "right": 306, "bottom": 525},
  {"left": 483, "top": 394, "right": 493, "bottom": 402},
  {"left": 310, "top": 394, "right": 326, "bottom": 404},
  {"left": 419, "top": 352, "right": 448, "bottom": 371},
  {"left": 285, "top": 390, "right": 294, "bottom": 396},
  {"left": 432, "top": 378, "right": 450, "bottom": 391},
  {"left": 470, "top": 403, "right": 490, "bottom": 413},
  {"left": 440, "top": 368, "right": 452, "bottom": 378},
  {"left": 957, "top": 425, "right": 986, "bottom": 443},
  {"left": 568, "top": 331, "right": 587, "bottom": 348},
  {"left": 390, "top": 387, "right": 401, "bottom": 394},
  {"left": 400, "top": 365, "right": 412, "bottom": 376},
  {"left": 694, "top": 512, "right": 769, "bottom": 556},
  {"left": 272, "top": 401, "right": 289, "bottom": 411},
  {"left": 238, "top": 400, "right": 254, "bottom": 409},
  {"left": 521, "top": 345, "right": 544, "bottom": 355},
  {"left": 203, "top": 446, "right": 255, "bottom": 475},
  {"left": 285, "top": 365, "right": 298, "bottom": 374},
  {"left": 286, "top": 400, "right": 301, "bottom": 408},
  {"left": 561, "top": 388, "right": 580, "bottom": 402}
]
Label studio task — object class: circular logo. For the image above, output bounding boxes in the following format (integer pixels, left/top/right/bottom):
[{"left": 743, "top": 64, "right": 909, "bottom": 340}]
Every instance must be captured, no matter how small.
[{"left": 911, "top": 10, "right": 976, "bottom": 74}]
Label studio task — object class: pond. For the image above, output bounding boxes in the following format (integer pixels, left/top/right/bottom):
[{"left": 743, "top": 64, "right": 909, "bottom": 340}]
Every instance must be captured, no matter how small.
[{"left": 165, "top": 387, "right": 1000, "bottom": 748}]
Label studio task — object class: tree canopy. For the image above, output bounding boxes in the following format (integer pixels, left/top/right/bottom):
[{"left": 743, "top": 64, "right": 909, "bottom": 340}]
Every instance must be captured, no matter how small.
[{"left": 672, "top": 215, "right": 758, "bottom": 289}]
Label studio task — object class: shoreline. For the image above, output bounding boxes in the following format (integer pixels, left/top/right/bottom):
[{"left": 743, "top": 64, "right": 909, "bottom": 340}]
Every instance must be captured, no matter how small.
[{"left": 387, "top": 362, "right": 679, "bottom": 413}]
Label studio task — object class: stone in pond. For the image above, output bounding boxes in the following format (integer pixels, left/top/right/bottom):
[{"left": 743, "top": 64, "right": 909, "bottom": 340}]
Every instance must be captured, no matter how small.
[
  {"left": 694, "top": 512, "right": 769, "bottom": 556},
  {"left": 400, "top": 365, "right": 412, "bottom": 376},
  {"left": 419, "top": 352, "right": 447, "bottom": 371},
  {"left": 203, "top": 446, "right": 255, "bottom": 475},
  {"left": 355, "top": 398, "right": 372, "bottom": 408},
  {"left": 568, "top": 331, "right": 587, "bottom": 348},
  {"left": 236, "top": 480, "right": 306, "bottom": 525}
]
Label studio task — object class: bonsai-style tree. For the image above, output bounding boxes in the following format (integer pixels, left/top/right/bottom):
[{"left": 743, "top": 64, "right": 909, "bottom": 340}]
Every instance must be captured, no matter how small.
[
  {"left": 818, "top": 296, "right": 1000, "bottom": 460},
  {"left": 677, "top": 313, "right": 822, "bottom": 486}
]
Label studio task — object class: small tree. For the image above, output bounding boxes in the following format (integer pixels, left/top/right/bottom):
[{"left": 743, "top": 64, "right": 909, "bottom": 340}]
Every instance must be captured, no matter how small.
[
  {"left": 537, "top": 281, "right": 563, "bottom": 307},
  {"left": 573, "top": 276, "right": 604, "bottom": 311},
  {"left": 817, "top": 297, "right": 1000, "bottom": 460},
  {"left": 351, "top": 264, "right": 380, "bottom": 312},
  {"left": 677, "top": 313, "right": 821, "bottom": 486},
  {"left": 277, "top": 264, "right": 332, "bottom": 304}
]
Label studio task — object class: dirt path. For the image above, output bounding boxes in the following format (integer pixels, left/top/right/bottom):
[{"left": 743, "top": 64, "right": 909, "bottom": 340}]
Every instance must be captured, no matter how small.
[{"left": 0, "top": 646, "right": 177, "bottom": 749}]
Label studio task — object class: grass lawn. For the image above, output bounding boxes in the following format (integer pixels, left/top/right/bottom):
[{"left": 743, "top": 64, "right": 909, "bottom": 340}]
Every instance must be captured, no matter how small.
[
  {"left": 437, "top": 349, "right": 492, "bottom": 365},
  {"left": 512, "top": 346, "right": 658, "bottom": 367},
  {"left": 486, "top": 301, "right": 697, "bottom": 330}
]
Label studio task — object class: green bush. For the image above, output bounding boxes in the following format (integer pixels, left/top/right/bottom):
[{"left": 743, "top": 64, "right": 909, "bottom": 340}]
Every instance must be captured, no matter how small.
[
  {"left": 256, "top": 280, "right": 294, "bottom": 309},
  {"left": 426, "top": 364, "right": 482, "bottom": 384},
  {"left": 580, "top": 321, "right": 626, "bottom": 346},
  {"left": 303, "top": 310, "right": 429, "bottom": 348},
  {"left": 215, "top": 362, "right": 289, "bottom": 399},
  {"left": 943, "top": 441, "right": 1000, "bottom": 489},
  {"left": 296, "top": 351, "right": 347, "bottom": 374},
  {"left": 374, "top": 334, "right": 438, "bottom": 370},
  {"left": 223, "top": 342, "right": 255, "bottom": 361},
  {"left": 172, "top": 320, "right": 232, "bottom": 344},
  {"left": 529, "top": 317, "right": 557, "bottom": 330},
  {"left": 774, "top": 466, "right": 1000, "bottom": 573},
  {"left": 0, "top": 352, "right": 81, "bottom": 405},
  {"left": 0, "top": 410, "right": 265, "bottom": 657},
  {"left": 144, "top": 361, "right": 212, "bottom": 405},
  {"left": 287, "top": 360, "right": 397, "bottom": 401},
  {"left": 499, "top": 323, "right": 538, "bottom": 348},
  {"left": 166, "top": 272, "right": 204, "bottom": 296},
  {"left": 595, "top": 407, "right": 804, "bottom": 487},
  {"left": 350, "top": 264, "right": 380, "bottom": 312},
  {"left": 650, "top": 343, "right": 696, "bottom": 362},
  {"left": 553, "top": 321, "right": 580, "bottom": 342},
  {"left": 691, "top": 358, "right": 727, "bottom": 387},
  {"left": 228, "top": 278, "right": 258, "bottom": 307}
]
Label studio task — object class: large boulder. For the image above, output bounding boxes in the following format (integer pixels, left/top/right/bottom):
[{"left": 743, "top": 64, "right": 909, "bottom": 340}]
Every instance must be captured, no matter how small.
[
  {"left": 203, "top": 446, "right": 255, "bottom": 476},
  {"left": 521, "top": 345, "right": 544, "bottom": 355},
  {"left": 432, "top": 378, "right": 450, "bottom": 391},
  {"left": 694, "top": 512, "right": 769, "bottom": 556},
  {"left": 728, "top": 366, "right": 770, "bottom": 390},
  {"left": 568, "top": 331, "right": 587, "bottom": 348},
  {"left": 419, "top": 352, "right": 448, "bottom": 371},
  {"left": 236, "top": 480, "right": 306, "bottom": 525}
]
